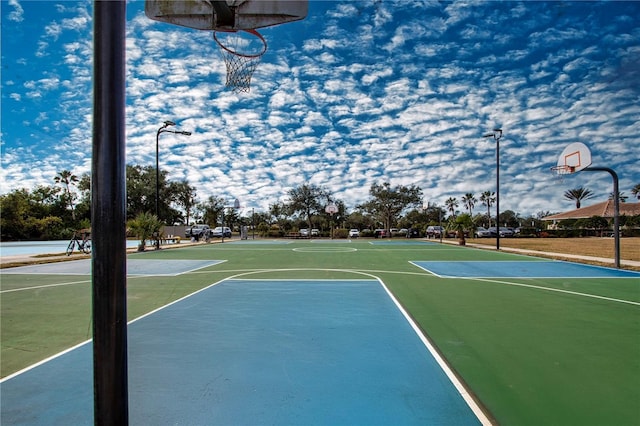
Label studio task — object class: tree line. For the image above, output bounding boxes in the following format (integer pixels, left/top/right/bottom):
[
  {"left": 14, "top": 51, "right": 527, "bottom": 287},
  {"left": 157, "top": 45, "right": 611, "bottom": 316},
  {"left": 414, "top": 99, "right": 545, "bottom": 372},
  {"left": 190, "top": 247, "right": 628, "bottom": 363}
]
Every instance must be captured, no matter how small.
[{"left": 2, "top": 165, "right": 638, "bottom": 241}]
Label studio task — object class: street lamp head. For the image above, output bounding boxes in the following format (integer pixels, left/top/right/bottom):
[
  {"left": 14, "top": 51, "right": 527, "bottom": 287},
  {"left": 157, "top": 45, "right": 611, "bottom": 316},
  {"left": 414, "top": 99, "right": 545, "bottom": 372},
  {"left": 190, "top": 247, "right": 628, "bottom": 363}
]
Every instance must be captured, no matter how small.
[
  {"left": 180, "top": 131, "right": 192, "bottom": 136},
  {"left": 484, "top": 129, "right": 503, "bottom": 138},
  {"left": 164, "top": 120, "right": 176, "bottom": 126}
]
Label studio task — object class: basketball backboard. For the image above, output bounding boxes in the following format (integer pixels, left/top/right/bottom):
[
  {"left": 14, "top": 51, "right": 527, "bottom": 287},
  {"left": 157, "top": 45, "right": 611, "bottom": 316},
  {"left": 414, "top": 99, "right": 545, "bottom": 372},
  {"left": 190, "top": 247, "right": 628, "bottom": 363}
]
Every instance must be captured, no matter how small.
[
  {"left": 554, "top": 142, "right": 592, "bottom": 174},
  {"left": 145, "top": 0, "right": 308, "bottom": 31}
]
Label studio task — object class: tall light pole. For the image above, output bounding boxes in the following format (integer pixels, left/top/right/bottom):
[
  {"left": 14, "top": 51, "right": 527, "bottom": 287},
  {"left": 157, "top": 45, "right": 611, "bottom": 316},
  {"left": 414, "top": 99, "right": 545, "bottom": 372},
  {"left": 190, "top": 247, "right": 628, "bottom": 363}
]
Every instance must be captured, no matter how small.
[
  {"left": 156, "top": 120, "right": 191, "bottom": 249},
  {"left": 483, "top": 128, "right": 502, "bottom": 250}
]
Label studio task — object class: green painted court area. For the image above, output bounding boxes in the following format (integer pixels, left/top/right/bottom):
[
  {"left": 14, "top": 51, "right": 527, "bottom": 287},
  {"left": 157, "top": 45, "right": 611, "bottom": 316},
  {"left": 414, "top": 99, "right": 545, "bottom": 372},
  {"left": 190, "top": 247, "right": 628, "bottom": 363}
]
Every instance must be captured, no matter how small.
[{"left": 2, "top": 240, "right": 639, "bottom": 425}]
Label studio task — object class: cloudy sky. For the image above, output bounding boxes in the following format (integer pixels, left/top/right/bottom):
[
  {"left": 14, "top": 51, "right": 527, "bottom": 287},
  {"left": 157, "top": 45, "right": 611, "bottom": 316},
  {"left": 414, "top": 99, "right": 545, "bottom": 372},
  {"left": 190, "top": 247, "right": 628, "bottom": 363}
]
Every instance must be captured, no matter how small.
[{"left": 2, "top": 0, "right": 639, "bottom": 218}]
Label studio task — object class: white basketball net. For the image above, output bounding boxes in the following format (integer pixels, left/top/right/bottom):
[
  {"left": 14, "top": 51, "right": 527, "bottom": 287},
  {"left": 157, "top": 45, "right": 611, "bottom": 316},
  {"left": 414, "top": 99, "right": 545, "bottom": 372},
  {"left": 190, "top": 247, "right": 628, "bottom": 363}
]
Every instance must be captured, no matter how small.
[{"left": 214, "top": 30, "right": 267, "bottom": 93}]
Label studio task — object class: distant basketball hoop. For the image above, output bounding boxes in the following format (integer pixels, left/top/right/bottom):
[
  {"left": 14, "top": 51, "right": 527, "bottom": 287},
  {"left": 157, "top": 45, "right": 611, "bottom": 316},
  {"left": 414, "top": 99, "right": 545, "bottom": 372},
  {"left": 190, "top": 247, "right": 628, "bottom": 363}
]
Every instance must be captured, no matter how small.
[
  {"left": 213, "top": 29, "right": 267, "bottom": 93},
  {"left": 325, "top": 204, "right": 338, "bottom": 216},
  {"left": 550, "top": 142, "right": 591, "bottom": 182}
]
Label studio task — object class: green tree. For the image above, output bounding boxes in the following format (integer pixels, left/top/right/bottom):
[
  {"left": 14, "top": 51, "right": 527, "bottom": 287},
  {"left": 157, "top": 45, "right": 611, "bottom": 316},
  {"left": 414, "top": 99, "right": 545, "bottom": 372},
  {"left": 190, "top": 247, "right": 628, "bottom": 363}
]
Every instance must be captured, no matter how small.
[
  {"left": 126, "top": 165, "right": 156, "bottom": 219},
  {"left": 286, "top": 184, "right": 329, "bottom": 232},
  {"left": 199, "top": 196, "right": 225, "bottom": 227},
  {"left": 563, "top": 187, "right": 594, "bottom": 209},
  {"left": 358, "top": 182, "right": 422, "bottom": 235},
  {"left": 54, "top": 170, "right": 79, "bottom": 221},
  {"left": 451, "top": 213, "right": 474, "bottom": 245},
  {"left": 461, "top": 193, "right": 477, "bottom": 216},
  {"left": 498, "top": 210, "right": 519, "bottom": 228},
  {"left": 632, "top": 183, "right": 640, "bottom": 200},
  {"left": 172, "top": 180, "right": 197, "bottom": 225},
  {"left": 0, "top": 189, "right": 33, "bottom": 240},
  {"left": 74, "top": 173, "right": 92, "bottom": 222},
  {"left": 445, "top": 197, "right": 459, "bottom": 218},
  {"left": 608, "top": 192, "right": 629, "bottom": 203},
  {"left": 127, "top": 212, "right": 163, "bottom": 251},
  {"left": 480, "top": 191, "right": 496, "bottom": 227}
]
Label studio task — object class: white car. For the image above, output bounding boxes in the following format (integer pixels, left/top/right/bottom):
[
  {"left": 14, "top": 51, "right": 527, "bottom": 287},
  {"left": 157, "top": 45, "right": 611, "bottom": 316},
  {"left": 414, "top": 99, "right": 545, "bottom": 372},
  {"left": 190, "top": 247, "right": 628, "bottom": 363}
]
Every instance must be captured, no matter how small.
[{"left": 349, "top": 229, "right": 360, "bottom": 238}]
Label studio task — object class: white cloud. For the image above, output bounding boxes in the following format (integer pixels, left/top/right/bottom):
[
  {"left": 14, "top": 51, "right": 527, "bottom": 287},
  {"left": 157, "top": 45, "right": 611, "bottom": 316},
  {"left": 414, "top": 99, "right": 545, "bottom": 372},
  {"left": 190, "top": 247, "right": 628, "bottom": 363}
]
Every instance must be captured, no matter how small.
[{"left": 7, "top": 0, "right": 24, "bottom": 22}]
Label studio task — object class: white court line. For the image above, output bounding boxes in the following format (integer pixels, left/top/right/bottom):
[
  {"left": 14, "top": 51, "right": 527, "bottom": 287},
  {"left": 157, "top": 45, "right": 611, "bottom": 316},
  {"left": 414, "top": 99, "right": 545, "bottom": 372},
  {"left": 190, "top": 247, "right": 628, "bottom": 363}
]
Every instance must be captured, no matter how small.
[
  {"left": 0, "top": 279, "right": 91, "bottom": 294},
  {"left": 468, "top": 277, "right": 640, "bottom": 306}
]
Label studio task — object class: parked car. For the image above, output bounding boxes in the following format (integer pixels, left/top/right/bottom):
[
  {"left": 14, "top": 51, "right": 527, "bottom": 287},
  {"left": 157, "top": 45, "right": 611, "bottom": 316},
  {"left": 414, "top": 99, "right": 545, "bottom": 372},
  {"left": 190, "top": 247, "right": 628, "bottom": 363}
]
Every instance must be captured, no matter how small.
[
  {"left": 426, "top": 226, "right": 444, "bottom": 238},
  {"left": 299, "top": 228, "right": 309, "bottom": 237},
  {"left": 475, "top": 227, "right": 493, "bottom": 238},
  {"left": 211, "top": 226, "right": 232, "bottom": 238},
  {"left": 349, "top": 229, "right": 360, "bottom": 238},
  {"left": 185, "top": 224, "right": 211, "bottom": 240},
  {"left": 499, "top": 227, "right": 514, "bottom": 237},
  {"left": 311, "top": 229, "right": 320, "bottom": 236},
  {"left": 374, "top": 229, "right": 388, "bottom": 238},
  {"left": 406, "top": 228, "right": 420, "bottom": 238}
]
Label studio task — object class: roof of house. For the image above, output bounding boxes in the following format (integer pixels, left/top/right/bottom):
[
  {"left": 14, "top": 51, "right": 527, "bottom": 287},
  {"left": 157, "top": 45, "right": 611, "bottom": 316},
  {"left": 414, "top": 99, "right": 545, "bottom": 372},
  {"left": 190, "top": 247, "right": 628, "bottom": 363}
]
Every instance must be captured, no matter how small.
[{"left": 543, "top": 201, "right": 640, "bottom": 221}]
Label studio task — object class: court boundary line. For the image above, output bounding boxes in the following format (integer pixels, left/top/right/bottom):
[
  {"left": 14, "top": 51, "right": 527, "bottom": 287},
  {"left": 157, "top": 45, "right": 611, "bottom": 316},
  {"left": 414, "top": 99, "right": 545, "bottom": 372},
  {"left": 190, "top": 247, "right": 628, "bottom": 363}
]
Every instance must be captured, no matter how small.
[
  {"left": 467, "top": 277, "right": 640, "bottom": 306},
  {"left": 0, "top": 279, "right": 91, "bottom": 294},
  {"left": 409, "top": 260, "right": 640, "bottom": 279},
  {"left": 408, "top": 261, "right": 638, "bottom": 306}
]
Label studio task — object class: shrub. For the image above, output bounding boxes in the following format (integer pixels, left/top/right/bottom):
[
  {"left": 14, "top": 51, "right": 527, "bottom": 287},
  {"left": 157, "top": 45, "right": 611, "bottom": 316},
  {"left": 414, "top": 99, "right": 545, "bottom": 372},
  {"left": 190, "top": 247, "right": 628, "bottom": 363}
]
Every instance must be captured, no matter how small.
[{"left": 333, "top": 228, "right": 349, "bottom": 239}]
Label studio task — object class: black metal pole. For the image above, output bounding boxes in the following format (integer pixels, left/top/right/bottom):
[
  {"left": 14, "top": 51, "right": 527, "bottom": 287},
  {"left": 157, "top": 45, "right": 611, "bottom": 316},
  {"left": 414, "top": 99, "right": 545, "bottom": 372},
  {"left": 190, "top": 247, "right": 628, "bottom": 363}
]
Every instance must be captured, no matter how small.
[
  {"left": 155, "top": 128, "right": 160, "bottom": 219},
  {"left": 496, "top": 133, "right": 500, "bottom": 250},
  {"left": 155, "top": 127, "right": 161, "bottom": 250},
  {"left": 483, "top": 129, "right": 502, "bottom": 249},
  {"left": 92, "top": 1, "right": 128, "bottom": 425},
  {"left": 584, "top": 167, "right": 621, "bottom": 268}
]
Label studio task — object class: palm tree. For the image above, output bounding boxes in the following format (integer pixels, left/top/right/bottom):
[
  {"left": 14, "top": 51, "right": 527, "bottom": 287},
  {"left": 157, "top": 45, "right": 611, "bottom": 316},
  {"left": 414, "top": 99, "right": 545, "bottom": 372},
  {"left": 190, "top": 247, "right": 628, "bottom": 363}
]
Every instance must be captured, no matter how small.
[
  {"left": 445, "top": 197, "right": 458, "bottom": 218},
  {"left": 563, "top": 187, "right": 594, "bottom": 209},
  {"left": 632, "top": 183, "right": 640, "bottom": 200},
  {"left": 461, "top": 193, "right": 477, "bottom": 216},
  {"left": 608, "top": 192, "right": 629, "bottom": 203},
  {"left": 127, "top": 212, "right": 162, "bottom": 251},
  {"left": 479, "top": 191, "right": 495, "bottom": 227},
  {"left": 54, "top": 170, "right": 79, "bottom": 220}
]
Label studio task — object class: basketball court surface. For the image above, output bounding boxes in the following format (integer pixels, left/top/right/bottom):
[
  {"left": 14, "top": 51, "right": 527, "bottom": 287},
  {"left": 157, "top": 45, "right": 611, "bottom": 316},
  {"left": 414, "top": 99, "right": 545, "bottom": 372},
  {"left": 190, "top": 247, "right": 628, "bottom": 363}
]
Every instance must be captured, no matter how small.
[{"left": 2, "top": 240, "right": 638, "bottom": 425}]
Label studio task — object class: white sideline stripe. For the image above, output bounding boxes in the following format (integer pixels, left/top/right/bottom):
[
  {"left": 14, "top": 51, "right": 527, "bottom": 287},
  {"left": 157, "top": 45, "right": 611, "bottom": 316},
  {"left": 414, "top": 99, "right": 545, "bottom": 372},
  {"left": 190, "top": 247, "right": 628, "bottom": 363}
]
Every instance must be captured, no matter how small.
[
  {"left": 468, "top": 277, "right": 640, "bottom": 306},
  {"left": 0, "top": 279, "right": 91, "bottom": 294},
  {"left": 375, "top": 276, "right": 493, "bottom": 425},
  {"left": 1, "top": 339, "right": 91, "bottom": 383}
]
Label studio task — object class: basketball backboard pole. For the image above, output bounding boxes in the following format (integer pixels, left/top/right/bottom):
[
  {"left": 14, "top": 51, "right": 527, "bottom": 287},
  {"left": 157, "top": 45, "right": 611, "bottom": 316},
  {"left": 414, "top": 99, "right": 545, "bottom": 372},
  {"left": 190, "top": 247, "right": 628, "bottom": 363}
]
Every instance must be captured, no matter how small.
[
  {"left": 583, "top": 167, "right": 621, "bottom": 268},
  {"left": 551, "top": 143, "right": 620, "bottom": 268},
  {"left": 92, "top": 1, "right": 129, "bottom": 424}
]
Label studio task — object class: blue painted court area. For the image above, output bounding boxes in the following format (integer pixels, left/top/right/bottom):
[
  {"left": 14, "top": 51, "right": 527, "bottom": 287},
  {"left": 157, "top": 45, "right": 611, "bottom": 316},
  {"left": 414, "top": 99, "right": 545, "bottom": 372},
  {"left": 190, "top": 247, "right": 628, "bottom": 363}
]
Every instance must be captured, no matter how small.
[
  {"left": 0, "top": 259, "right": 222, "bottom": 276},
  {"left": 1, "top": 279, "right": 481, "bottom": 425},
  {"left": 412, "top": 260, "right": 640, "bottom": 278}
]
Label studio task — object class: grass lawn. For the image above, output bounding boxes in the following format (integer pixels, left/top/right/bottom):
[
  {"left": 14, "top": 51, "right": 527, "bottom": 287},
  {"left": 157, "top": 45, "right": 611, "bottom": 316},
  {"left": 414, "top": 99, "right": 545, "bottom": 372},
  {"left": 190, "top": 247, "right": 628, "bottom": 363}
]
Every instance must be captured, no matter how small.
[{"left": 468, "top": 236, "right": 640, "bottom": 260}]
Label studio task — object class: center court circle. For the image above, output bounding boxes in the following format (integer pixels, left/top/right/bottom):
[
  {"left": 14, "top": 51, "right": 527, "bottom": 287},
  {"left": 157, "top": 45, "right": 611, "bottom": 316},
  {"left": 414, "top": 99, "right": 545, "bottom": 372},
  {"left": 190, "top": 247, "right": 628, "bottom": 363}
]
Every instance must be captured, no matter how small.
[{"left": 292, "top": 247, "right": 357, "bottom": 253}]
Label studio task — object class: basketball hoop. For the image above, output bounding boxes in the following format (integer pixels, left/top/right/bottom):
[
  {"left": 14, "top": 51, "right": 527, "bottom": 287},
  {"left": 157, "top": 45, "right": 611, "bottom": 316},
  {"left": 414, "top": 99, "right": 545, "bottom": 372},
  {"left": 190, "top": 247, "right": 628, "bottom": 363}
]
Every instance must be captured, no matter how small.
[
  {"left": 213, "top": 29, "right": 267, "bottom": 93},
  {"left": 550, "top": 164, "right": 575, "bottom": 183}
]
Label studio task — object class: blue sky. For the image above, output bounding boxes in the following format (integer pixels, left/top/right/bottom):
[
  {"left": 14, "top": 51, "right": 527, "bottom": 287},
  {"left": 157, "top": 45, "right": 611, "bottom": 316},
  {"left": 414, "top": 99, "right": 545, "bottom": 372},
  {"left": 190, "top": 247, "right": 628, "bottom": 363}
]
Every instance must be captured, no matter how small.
[{"left": 2, "top": 1, "right": 639, "bottom": 217}]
